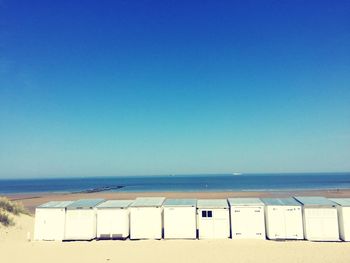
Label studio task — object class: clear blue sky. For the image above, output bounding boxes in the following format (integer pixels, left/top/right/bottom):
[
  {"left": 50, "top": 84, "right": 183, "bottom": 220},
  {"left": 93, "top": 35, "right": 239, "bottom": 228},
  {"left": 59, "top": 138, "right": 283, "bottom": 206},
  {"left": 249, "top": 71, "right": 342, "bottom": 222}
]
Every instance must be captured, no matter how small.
[{"left": 0, "top": 0, "right": 349, "bottom": 178}]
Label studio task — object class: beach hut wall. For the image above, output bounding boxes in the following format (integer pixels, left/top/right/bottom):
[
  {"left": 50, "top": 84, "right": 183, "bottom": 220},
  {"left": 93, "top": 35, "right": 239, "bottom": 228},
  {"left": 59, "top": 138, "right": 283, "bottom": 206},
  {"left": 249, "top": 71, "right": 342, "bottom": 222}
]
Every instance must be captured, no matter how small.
[
  {"left": 228, "top": 198, "right": 265, "bottom": 239},
  {"left": 64, "top": 199, "right": 105, "bottom": 241},
  {"left": 163, "top": 199, "right": 197, "bottom": 239},
  {"left": 95, "top": 200, "right": 134, "bottom": 240},
  {"left": 329, "top": 198, "right": 350, "bottom": 241},
  {"left": 34, "top": 201, "right": 74, "bottom": 241},
  {"left": 129, "top": 197, "right": 165, "bottom": 240},
  {"left": 295, "top": 196, "right": 339, "bottom": 241},
  {"left": 261, "top": 198, "right": 304, "bottom": 240},
  {"left": 197, "top": 199, "right": 230, "bottom": 239}
]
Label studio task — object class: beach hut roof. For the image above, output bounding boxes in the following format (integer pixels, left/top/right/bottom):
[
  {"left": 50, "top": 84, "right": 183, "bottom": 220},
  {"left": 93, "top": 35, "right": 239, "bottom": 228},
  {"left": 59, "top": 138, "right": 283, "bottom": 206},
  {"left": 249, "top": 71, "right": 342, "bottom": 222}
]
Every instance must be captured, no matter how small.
[
  {"left": 228, "top": 198, "right": 264, "bottom": 206},
  {"left": 130, "top": 197, "right": 165, "bottom": 207},
  {"left": 67, "top": 199, "right": 105, "bottom": 209},
  {"left": 163, "top": 199, "right": 197, "bottom": 207},
  {"left": 38, "top": 201, "right": 74, "bottom": 208},
  {"left": 261, "top": 198, "right": 301, "bottom": 206},
  {"left": 294, "top": 196, "right": 336, "bottom": 207},
  {"left": 329, "top": 198, "right": 350, "bottom": 207},
  {"left": 197, "top": 199, "right": 228, "bottom": 209},
  {"left": 96, "top": 200, "right": 134, "bottom": 209}
]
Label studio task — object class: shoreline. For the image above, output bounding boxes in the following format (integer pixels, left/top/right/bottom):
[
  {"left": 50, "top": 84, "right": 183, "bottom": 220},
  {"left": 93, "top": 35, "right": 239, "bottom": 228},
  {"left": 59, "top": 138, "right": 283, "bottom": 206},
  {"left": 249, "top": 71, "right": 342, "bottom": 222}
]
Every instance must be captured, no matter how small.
[
  {"left": 3, "top": 185, "right": 350, "bottom": 195},
  {"left": 4, "top": 188, "right": 350, "bottom": 214}
]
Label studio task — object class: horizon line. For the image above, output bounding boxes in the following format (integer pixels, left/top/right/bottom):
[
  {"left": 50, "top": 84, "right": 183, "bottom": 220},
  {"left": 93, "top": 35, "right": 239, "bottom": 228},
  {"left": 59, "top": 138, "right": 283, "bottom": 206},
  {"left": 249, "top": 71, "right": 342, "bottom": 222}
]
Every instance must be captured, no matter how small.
[{"left": 1, "top": 171, "right": 350, "bottom": 180}]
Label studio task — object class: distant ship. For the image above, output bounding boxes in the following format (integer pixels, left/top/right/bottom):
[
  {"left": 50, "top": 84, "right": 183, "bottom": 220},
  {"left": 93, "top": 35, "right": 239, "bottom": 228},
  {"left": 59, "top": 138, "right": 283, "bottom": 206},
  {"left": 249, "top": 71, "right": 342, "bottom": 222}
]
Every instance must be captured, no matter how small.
[{"left": 232, "top": 172, "right": 243, "bottom": 176}]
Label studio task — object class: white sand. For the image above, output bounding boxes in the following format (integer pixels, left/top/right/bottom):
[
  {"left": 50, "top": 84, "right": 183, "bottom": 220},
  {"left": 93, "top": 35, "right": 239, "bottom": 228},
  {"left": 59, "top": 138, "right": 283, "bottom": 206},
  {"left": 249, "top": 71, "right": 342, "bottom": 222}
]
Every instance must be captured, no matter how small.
[{"left": 1, "top": 214, "right": 350, "bottom": 263}]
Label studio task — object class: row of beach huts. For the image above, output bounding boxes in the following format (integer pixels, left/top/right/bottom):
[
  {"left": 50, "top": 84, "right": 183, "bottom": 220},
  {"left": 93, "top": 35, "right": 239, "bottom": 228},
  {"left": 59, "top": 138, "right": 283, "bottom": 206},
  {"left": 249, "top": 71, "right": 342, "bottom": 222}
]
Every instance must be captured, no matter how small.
[{"left": 34, "top": 196, "right": 350, "bottom": 242}]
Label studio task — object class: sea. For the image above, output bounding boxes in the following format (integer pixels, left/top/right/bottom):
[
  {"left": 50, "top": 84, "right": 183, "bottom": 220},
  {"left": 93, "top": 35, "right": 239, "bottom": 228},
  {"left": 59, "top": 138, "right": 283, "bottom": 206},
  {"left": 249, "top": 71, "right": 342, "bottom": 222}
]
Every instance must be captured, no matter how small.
[{"left": 0, "top": 172, "right": 350, "bottom": 194}]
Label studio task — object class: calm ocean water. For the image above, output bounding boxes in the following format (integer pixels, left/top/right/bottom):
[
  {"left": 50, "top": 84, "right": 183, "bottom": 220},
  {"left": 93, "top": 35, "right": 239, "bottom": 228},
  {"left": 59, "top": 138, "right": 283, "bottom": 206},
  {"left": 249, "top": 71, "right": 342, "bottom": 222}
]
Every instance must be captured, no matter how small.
[{"left": 1, "top": 173, "right": 350, "bottom": 194}]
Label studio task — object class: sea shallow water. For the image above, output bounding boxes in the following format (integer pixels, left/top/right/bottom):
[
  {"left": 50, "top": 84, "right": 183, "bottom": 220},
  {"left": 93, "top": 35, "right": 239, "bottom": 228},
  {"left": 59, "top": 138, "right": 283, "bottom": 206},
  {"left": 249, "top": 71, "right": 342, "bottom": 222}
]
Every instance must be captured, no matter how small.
[{"left": 1, "top": 172, "right": 350, "bottom": 194}]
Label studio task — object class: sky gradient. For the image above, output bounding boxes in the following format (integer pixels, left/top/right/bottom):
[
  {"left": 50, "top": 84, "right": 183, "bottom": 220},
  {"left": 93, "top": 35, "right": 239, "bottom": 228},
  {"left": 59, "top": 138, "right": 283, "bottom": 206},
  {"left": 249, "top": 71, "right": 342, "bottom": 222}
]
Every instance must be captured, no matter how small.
[{"left": 0, "top": 1, "right": 350, "bottom": 178}]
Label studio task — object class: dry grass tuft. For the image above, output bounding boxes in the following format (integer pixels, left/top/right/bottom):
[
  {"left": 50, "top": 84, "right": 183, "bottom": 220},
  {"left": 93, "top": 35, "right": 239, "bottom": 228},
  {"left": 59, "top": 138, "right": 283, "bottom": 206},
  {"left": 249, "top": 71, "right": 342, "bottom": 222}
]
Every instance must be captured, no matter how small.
[
  {"left": 0, "top": 197, "right": 28, "bottom": 215},
  {"left": 0, "top": 211, "right": 14, "bottom": 226},
  {"left": 0, "top": 197, "right": 29, "bottom": 226}
]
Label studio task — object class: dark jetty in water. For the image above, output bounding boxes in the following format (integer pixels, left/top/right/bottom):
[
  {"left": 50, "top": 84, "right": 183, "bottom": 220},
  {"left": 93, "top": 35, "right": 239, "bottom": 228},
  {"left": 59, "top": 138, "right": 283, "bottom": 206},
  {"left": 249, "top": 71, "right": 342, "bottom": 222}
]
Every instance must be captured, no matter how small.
[{"left": 71, "top": 185, "right": 126, "bottom": 194}]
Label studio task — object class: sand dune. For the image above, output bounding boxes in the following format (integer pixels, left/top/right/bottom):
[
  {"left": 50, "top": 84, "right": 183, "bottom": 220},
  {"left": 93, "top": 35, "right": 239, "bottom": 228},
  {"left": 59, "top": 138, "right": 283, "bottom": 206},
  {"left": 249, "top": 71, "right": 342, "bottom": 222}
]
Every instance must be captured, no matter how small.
[{"left": 1, "top": 213, "right": 350, "bottom": 263}]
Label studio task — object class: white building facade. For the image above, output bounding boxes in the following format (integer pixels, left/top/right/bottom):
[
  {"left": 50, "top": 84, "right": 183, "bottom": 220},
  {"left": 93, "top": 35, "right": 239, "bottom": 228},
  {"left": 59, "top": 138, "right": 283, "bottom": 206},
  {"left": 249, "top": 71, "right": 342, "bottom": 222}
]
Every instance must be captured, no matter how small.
[
  {"left": 228, "top": 198, "right": 265, "bottom": 239},
  {"left": 330, "top": 198, "right": 350, "bottom": 241},
  {"left": 295, "top": 196, "right": 339, "bottom": 241},
  {"left": 262, "top": 198, "right": 304, "bottom": 240},
  {"left": 96, "top": 200, "right": 134, "bottom": 239},
  {"left": 129, "top": 197, "right": 165, "bottom": 240},
  {"left": 163, "top": 199, "right": 197, "bottom": 239},
  {"left": 64, "top": 199, "right": 105, "bottom": 241},
  {"left": 197, "top": 199, "right": 230, "bottom": 239},
  {"left": 34, "top": 201, "right": 73, "bottom": 241}
]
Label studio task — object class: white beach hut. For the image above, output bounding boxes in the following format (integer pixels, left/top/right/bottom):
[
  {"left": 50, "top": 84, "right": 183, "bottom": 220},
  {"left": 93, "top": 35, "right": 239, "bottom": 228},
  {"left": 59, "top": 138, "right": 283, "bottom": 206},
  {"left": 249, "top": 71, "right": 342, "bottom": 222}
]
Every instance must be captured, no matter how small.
[
  {"left": 228, "top": 198, "right": 265, "bottom": 239},
  {"left": 330, "top": 198, "right": 350, "bottom": 241},
  {"left": 129, "top": 197, "right": 165, "bottom": 240},
  {"left": 64, "top": 199, "right": 105, "bottom": 241},
  {"left": 262, "top": 198, "right": 303, "bottom": 240},
  {"left": 295, "top": 196, "right": 339, "bottom": 241},
  {"left": 34, "top": 201, "right": 73, "bottom": 241},
  {"left": 197, "top": 199, "right": 230, "bottom": 239},
  {"left": 163, "top": 199, "right": 197, "bottom": 239},
  {"left": 96, "top": 200, "right": 134, "bottom": 240}
]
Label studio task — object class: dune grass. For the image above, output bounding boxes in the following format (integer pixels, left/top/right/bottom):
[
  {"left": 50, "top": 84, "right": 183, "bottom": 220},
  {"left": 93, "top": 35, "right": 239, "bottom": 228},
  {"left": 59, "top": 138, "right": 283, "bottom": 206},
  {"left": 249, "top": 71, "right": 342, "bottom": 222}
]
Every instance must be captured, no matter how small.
[
  {"left": 0, "top": 197, "right": 29, "bottom": 227},
  {"left": 0, "top": 197, "right": 28, "bottom": 215},
  {"left": 0, "top": 211, "right": 14, "bottom": 226}
]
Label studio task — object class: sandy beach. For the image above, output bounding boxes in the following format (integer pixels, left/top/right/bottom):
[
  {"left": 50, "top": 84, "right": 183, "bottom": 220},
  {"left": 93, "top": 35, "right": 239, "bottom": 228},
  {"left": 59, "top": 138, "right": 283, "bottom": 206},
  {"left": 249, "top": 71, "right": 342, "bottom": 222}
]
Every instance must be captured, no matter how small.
[
  {"left": 1, "top": 190, "right": 350, "bottom": 263},
  {"left": 1, "top": 213, "right": 350, "bottom": 263}
]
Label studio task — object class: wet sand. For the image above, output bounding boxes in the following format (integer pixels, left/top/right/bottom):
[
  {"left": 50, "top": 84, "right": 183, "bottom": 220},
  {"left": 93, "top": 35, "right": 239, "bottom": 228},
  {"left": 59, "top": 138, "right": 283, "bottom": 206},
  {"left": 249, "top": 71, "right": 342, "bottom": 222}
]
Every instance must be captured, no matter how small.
[{"left": 6, "top": 188, "right": 350, "bottom": 214}]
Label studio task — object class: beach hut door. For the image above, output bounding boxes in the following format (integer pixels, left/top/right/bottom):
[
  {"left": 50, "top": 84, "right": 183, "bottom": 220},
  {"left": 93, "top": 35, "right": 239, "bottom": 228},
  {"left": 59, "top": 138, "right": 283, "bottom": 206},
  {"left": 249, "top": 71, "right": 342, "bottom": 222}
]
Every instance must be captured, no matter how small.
[
  {"left": 44, "top": 209, "right": 62, "bottom": 240},
  {"left": 270, "top": 207, "right": 285, "bottom": 238},
  {"left": 284, "top": 207, "right": 300, "bottom": 239},
  {"left": 320, "top": 208, "right": 339, "bottom": 239},
  {"left": 232, "top": 207, "right": 263, "bottom": 237},
  {"left": 200, "top": 210, "right": 214, "bottom": 238}
]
